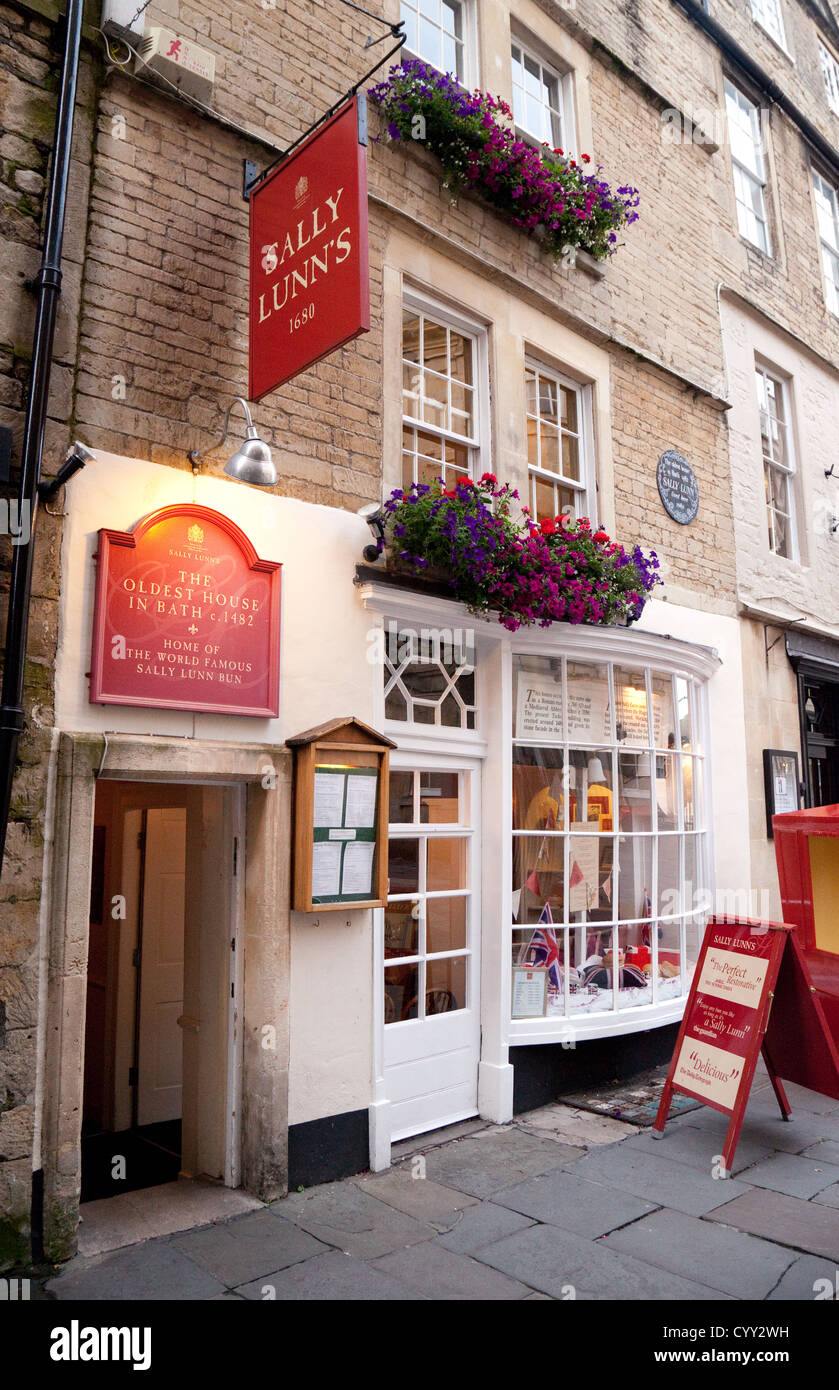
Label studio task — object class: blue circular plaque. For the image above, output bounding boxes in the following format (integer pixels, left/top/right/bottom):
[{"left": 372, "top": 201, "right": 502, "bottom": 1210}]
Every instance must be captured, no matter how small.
[{"left": 657, "top": 450, "right": 699, "bottom": 525}]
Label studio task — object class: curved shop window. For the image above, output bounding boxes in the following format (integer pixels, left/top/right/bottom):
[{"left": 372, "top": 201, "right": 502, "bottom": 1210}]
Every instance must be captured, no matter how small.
[{"left": 511, "top": 653, "right": 710, "bottom": 1030}]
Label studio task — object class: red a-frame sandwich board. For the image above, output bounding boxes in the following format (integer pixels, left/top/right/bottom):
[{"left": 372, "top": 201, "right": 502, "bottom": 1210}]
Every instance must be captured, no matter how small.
[{"left": 653, "top": 915, "right": 839, "bottom": 1175}]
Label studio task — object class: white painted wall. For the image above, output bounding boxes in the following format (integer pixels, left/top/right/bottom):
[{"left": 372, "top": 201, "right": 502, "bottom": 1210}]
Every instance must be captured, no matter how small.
[{"left": 56, "top": 451, "right": 378, "bottom": 1127}]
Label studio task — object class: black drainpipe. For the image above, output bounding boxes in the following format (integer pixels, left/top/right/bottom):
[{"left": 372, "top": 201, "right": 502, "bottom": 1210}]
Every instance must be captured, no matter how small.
[{"left": 0, "top": 0, "right": 85, "bottom": 885}]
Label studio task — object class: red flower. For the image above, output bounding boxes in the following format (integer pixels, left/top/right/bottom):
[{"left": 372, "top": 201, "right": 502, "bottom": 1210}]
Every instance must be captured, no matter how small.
[
  {"left": 556, "top": 514, "right": 570, "bottom": 528},
  {"left": 581, "top": 153, "right": 591, "bottom": 163},
  {"left": 593, "top": 530, "right": 609, "bottom": 543},
  {"left": 555, "top": 148, "right": 564, "bottom": 155},
  {"left": 457, "top": 477, "right": 475, "bottom": 487},
  {"left": 540, "top": 517, "right": 557, "bottom": 535},
  {"left": 480, "top": 472, "right": 498, "bottom": 485},
  {"left": 569, "top": 160, "right": 577, "bottom": 169}
]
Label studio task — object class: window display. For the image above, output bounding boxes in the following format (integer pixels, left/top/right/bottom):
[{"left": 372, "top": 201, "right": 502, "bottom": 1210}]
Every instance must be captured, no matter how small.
[{"left": 512, "top": 654, "right": 707, "bottom": 1021}]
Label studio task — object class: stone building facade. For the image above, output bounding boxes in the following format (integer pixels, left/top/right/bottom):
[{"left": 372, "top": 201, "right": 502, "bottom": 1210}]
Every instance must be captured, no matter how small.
[{"left": 0, "top": 0, "right": 836, "bottom": 1265}]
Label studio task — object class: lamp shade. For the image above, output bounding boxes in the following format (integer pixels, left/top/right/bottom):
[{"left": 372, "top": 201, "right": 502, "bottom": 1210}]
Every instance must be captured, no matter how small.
[
  {"left": 224, "top": 428, "right": 277, "bottom": 487},
  {"left": 587, "top": 756, "right": 605, "bottom": 783}
]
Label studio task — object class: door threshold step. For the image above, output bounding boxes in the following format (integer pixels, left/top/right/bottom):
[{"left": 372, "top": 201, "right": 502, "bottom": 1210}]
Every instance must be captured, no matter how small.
[{"left": 391, "top": 1116, "right": 489, "bottom": 1161}]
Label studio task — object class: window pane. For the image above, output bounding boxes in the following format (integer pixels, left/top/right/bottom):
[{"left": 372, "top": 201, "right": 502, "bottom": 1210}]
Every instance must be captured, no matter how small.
[
  {"left": 389, "top": 771, "right": 414, "bottom": 823},
  {"left": 427, "top": 895, "right": 467, "bottom": 953},
  {"left": 389, "top": 838, "right": 420, "bottom": 894},
  {"left": 449, "top": 331, "right": 473, "bottom": 385},
  {"left": 513, "top": 746, "right": 566, "bottom": 831},
  {"left": 651, "top": 674, "right": 677, "bottom": 750},
  {"left": 618, "top": 834, "right": 654, "bottom": 922},
  {"left": 420, "top": 771, "right": 460, "bottom": 822},
  {"left": 566, "top": 748, "right": 614, "bottom": 829},
  {"left": 427, "top": 955, "right": 466, "bottom": 1010},
  {"left": 385, "top": 902, "right": 419, "bottom": 958},
  {"left": 513, "top": 835, "right": 565, "bottom": 922},
  {"left": 532, "top": 475, "right": 555, "bottom": 519},
  {"left": 402, "top": 311, "right": 421, "bottom": 363},
  {"left": 618, "top": 750, "right": 654, "bottom": 829},
  {"left": 540, "top": 422, "right": 560, "bottom": 474},
  {"left": 422, "top": 319, "right": 447, "bottom": 372},
  {"left": 427, "top": 836, "right": 467, "bottom": 890},
  {"left": 655, "top": 752, "right": 680, "bottom": 829},
  {"left": 561, "top": 431, "right": 580, "bottom": 481},
  {"left": 614, "top": 668, "right": 650, "bottom": 745},
  {"left": 675, "top": 677, "right": 693, "bottom": 751},
  {"left": 657, "top": 833, "right": 681, "bottom": 914},
  {"left": 385, "top": 962, "right": 419, "bottom": 1022},
  {"left": 568, "top": 835, "right": 611, "bottom": 921},
  {"left": 567, "top": 661, "right": 610, "bottom": 741}
]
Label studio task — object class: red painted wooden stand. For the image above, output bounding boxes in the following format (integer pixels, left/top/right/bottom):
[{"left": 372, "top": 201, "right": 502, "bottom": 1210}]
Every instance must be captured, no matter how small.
[{"left": 653, "top": 916, "right": 839, "bottom": 1174}]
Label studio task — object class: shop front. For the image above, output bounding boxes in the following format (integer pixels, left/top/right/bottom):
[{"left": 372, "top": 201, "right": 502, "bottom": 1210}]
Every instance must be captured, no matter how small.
[
  {"left": 358, "top": 575, "right": 746, "bottom": 1165},
  {"left": 39, "top": 448, "right": 749, "bottom": 1253}
]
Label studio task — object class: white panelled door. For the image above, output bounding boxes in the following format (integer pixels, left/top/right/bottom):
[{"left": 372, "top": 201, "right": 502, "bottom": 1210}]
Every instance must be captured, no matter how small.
[
  {"left": 137, "top": 807, "right": 186, "bottom": 1126},
  {"left": 382, "top": 761, "right": 480, "bottom": 1141}
]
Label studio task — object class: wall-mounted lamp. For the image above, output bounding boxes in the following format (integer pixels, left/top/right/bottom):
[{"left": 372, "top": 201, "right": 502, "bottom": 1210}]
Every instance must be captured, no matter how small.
[
  {"left": 804, "top": 696, "right": 817, "bottom": 724},
  {"left": 189, "top": 397, "right": 277, "bottom": 488},
  {"left": 38, "top": 441, "right": 95, "bottom": 501},
  {"left": 825, "top": 464, "right": 836, "bottom": 479},
  {"left": 357, "top": 501, "right": 385, "bottom": 562}
]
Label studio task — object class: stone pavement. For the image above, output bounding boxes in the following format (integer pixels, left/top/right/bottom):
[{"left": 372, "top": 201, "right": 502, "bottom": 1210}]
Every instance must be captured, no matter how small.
[{"left": 46, "top": 1076, "right": 839, "bottom": 1301}]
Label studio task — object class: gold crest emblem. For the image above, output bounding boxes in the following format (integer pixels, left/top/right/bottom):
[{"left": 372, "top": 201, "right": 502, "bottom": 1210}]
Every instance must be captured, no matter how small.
[
  {"left": 187, "top": 523, "right": 204, "bottom": 544},
  {"left": 295, "top": 174, "right": 309, "bottom": 203}
]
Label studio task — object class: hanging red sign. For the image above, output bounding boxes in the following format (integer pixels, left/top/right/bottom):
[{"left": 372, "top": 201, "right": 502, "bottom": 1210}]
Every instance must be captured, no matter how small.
[
  {"left": 654, "top": 915, "right": 839, "bottom": 1173},
  {"left": 249, "top": 95, "right": 370, "bottom": 401},
  {"left": 89, "top": 503, "right": 282, "bottom": 717}
]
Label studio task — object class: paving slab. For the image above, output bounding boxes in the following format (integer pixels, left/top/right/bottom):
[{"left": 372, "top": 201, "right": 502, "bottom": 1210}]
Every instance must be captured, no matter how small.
[
  {"left": 48, "top": 1239, "right": 226, "bottom": 1301},
  {"left": 371, "top": 1242, "right": 533, "bottom": 1300},
  {"left": 391, "top": 1118, "right": 489, "bottom": 1161},
  {"left": 270, "top": 1181, "right": 437, "bottom": 1258},
  {"left": 491, "top": 1168, "right": 658, "bottom": 1238},
  {"left": 665, "top": 1105, "right": 828, "bottom": 1155},
  {"left": 353, "top": 1168, "right": 479, "bottom": 1228},
  {"left": 705, "top": 1188, "right": 839, "bottom": 1260},
  {"left": 474, "top": 1222, "right": 729, "bottom": 1301},
  {"left": 172, "top": 1209, "right": 329, "bottom": 1285},
  {"left": 814, "top": 1183, "right": 839, "bottom": 1209},
  {"left": 603, "top": 1206, "right": 796, "bottom": 1299},
  {"left": 77, "top": 1179, "right": 261, "bottom": 1256},
  {"left": 780, "top": 1083, "right": 839, "bottom": 1117},
  {"left": 563, "top": 1142, "right": 751, "bottom": 1216},
  {"left": 766, "top": 1254, "right": 839, "bottom": 1301},
  {"left": 515, "top": 1104, "right": 636, "bottom": 1147},
  {"left": 736, "top": 1152, "right": 839, "bottom": 1199},
  {"left": 620, "top": 1123, "right": 775, "bottom": 1176},
  {"left": 236, "top": 1250, "right": 425, "bottom": 1301},
  {"left": 433, "top": 1202, "right": 536, "bottom": 1255},
  {"left": 801, "top": 1139, "right": 839, "bottom": 1166},
  {"left": 418, "top": 1127, "right": 579, "bottom": 1198}
]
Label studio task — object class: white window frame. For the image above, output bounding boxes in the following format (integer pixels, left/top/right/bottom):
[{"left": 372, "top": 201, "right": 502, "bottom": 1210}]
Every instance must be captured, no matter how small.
[
  {"left": 813, "top": 168, "right": 839, "bottom": 318},
  {"left": 755, "top": 362, "right": 798, "bottom": 562},
  {"left": 401, "top": 288, "right": 490, "bottom": 490},
  {"left": 525, "top": 358, "right": 597, "bottom": 526},
  {"left": 357, "top": 579, "right": 720, "bottom": 1049},
  {"left": 724, "top": 77, "right": 771, "bottom": 254},
  {"left": 819, "top": 39, "right": 839, "bottom": 115},
  {"left": 399, "top": 0, "right": 474, "bottom": 86},
  {"left": 510, "top": 36, "right": 575, "bottom": 156},
  {"left": 749, "top": 0, "right": 788, "bottom": 52}
]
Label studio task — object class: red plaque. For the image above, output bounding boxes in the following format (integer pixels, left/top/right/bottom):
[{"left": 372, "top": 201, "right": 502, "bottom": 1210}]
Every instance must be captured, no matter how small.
[
  {"left": 89, "top": 504, "right": 281, "bottom": 717},
  {"left": 249, "top": 96, "right": 370, "bottom": 401}
]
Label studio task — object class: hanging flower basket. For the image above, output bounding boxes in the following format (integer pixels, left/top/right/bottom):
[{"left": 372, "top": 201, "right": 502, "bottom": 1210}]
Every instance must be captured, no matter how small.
[
  {"left": 369, "top": 59, "right": 640, "bottom": 262},
  {"left": 377, "top": 476, "right": 661, "bottom": 632}
]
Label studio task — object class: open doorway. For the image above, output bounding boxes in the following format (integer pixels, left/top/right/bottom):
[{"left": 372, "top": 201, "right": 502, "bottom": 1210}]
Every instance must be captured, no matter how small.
[{"left": 82, "top": 780, "right": 243, "bottom": 1204}]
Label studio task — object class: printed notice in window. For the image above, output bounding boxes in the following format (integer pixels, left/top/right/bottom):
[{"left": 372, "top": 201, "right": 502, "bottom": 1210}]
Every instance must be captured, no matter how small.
[
  {"left": 344, "top": 771, "right": 378, "bottom": 829},
  {"left": 313, "top": 771, "right": 345, "bottom": 829},
  {"left": 312, "top": 840, "right": 342, "bottom": 898}
]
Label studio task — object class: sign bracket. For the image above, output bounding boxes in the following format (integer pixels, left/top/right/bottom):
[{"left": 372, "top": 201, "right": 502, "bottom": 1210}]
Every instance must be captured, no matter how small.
[{"left": 242, "top": 10, "right": 404, "bottom": 200}]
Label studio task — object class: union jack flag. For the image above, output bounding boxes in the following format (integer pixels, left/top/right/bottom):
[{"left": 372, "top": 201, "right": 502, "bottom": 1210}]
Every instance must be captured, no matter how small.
[{"left": 524, "top": 902, "right": 562, "bottom": 992}]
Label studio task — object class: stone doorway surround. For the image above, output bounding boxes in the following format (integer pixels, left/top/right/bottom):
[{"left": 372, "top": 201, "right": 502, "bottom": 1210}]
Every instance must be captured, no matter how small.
[{"left": 40, "top": 732, "right": 292, "bottom": 1263}]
